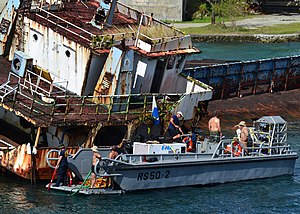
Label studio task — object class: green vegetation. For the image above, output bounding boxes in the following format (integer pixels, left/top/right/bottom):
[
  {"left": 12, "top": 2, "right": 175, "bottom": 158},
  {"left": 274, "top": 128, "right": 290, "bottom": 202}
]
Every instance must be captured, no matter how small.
[
  {"left": 139, "top": 24, "right": 181, "bottom": 42},
  {"left": 190, "top": 0, "right": 249, "bottom": 25},
  {"left": 176, "top": 0, "right": 300, "bottom": 35},
  {"left": 211, "top": 0, "right": 249, "bottom": 24},
  {"left": 178, "top": 22, "right": 300, "bottom": 35},
  {"left": 254, "top": 23, "right": 300, "bottom": 34},
  {"left": 166, "top": 14, "right": 259, "bottom": 24}
]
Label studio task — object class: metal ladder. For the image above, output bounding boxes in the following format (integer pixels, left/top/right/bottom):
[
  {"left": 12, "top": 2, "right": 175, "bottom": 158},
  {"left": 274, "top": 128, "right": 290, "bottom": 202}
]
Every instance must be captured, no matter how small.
[{"left": 0, "top": 72, "right": 20, "bottom": 102}]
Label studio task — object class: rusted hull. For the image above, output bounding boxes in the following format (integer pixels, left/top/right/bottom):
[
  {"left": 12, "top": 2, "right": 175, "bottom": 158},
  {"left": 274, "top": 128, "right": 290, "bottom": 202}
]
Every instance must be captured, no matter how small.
[
  {"left": 190, "top": 88, "right": 300, "bottom": 131},
  {"left": 183, "top": 55, "right": 300, "bottom": 100},
  {"left": 0, "top": 144, "right": 79, "bottom": 180}
]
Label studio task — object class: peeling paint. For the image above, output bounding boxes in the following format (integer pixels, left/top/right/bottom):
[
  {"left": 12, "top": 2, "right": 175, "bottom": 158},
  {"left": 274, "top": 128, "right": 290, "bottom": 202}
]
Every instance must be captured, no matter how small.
[
  {"left": 0, "top": 0, "right": 20, "bottom": 55},
  {"left": 0, "top": 144, "right": 79, "bottom": 180},
  {"left": 183, "top": 56, "right": 300, "bottom": 99}
]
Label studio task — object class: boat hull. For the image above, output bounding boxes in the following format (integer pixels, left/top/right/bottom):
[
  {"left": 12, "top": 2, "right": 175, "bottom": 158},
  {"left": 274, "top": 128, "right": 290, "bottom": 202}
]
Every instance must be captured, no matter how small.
[{"left": 111, "top": 155, "right": 297, "bottom": 191}]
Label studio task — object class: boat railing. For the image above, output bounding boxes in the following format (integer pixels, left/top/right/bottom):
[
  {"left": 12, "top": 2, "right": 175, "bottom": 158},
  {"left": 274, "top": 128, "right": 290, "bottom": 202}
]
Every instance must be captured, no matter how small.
[
  {"left": 214, "top": 138, "right": 295, "bottom": 158},
  {"left": 102, "top": 153, "right": 212, "bottom": 166},
  {"left": 95, "top": 142, "right": 297, "bottom": 171},
  {"left": 116, "top": 1, "right": 184, "bottom": 36}
]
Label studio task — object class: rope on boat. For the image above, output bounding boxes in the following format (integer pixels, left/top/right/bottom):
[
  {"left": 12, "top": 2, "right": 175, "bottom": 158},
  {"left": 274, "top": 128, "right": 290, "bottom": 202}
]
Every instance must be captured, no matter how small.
[{"left": 70, "top": 169, "right": 92, "bottom": 196}]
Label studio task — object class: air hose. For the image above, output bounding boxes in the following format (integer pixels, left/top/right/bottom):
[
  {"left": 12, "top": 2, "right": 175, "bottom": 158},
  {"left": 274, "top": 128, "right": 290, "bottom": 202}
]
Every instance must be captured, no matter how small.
[{"left": 70, "top": 170, "right": 92, "bottom": 196}]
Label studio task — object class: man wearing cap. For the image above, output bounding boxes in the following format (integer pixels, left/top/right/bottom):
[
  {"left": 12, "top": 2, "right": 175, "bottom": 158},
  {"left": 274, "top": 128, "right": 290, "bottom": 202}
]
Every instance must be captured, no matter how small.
[
  {"left": 54, "top": 144, "right": 69, "bottom": 187},
  {"left": 91, "top": 146, "right": 101, "bottom": 188},
  {"left": 235, "top": 121, "right": 249, "bottom": 153},
  {"left": 167, "top": 111, "right": 184, "bottom": 141},
  {"left": 208, "top": 110, "right": 222, "bottom": 142}
]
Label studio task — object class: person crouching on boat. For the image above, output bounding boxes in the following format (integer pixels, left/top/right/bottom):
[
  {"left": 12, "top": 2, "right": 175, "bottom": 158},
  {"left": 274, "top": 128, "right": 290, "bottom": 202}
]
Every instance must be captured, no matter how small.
[
  {"left": 208, "top": 110, "right": 222, "bottom": 142},
  {"left": 54, "top": 143, "right": 68, "bottom": 187},
  {"left": 167, "top": 111, "right": 184, "bottom": 142},
  {"left": 235, "top": 121, "right": 249, "bottom": 154},
  {"left": 109, "top": 146, "right": 119, "bottom": 159},
  {"left": 91, "top": 146, "right": 101, "bottom": 188}
]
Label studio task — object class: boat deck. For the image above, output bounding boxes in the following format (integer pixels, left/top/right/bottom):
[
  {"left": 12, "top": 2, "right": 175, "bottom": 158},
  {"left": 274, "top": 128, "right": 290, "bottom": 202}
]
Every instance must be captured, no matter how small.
[{"left": 46, "top": 184, "right": 124, "bottom": 195}]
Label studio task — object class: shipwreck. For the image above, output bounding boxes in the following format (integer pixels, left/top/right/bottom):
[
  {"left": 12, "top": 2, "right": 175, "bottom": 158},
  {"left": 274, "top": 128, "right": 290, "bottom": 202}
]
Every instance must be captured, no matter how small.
[{"left": 0, "top": 0, "right": 212, "bottom": 181}]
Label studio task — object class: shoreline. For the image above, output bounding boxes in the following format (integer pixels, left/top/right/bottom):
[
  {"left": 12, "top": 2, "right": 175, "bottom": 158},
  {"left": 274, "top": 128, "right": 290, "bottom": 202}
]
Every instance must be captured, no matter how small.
[
  {"left": 173, "top": 14, "right": 300, "bottom": 43},
  {"left": 191, "top": 33, "right": 300, "bottom": 43}
]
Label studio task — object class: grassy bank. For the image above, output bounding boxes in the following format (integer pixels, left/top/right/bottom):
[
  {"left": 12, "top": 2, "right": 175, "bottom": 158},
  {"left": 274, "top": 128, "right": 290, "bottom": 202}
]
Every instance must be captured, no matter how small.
[
  {"left": 167, "top": 14, "right": 260, "bottom": 24},
  {"left": 179, "top": 22, "right": 300, "bottom": 35}
]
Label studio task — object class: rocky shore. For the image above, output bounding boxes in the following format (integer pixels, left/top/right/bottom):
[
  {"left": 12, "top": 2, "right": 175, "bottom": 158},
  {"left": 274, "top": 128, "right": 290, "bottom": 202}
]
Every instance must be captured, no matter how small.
[
  {"left": 174, "top": 14, "right": 300, "bottom": 43},
  {"left": 191, "top": 33, "right": 300, "bottom": 43}
]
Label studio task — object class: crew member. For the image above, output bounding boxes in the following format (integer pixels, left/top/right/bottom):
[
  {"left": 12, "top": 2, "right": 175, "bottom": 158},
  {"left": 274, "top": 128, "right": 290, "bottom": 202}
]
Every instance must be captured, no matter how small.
[
  {"left": 109, "top": 146, "right": 119, "bottom": 159},
  {"left": 208, "top": 110, "right": 222, "bottom": 142},
  {"left": 91, "top": 146, "right": 101, "bottom": 188},
  {"left": 167, "top": 111, "right": 184, "bottom": 141},
  {"left": 235, "top": 121, "right": 249, "bottom": 154},
  {"left": 54, "top": 143, "right": 68, "bottom": 187}
]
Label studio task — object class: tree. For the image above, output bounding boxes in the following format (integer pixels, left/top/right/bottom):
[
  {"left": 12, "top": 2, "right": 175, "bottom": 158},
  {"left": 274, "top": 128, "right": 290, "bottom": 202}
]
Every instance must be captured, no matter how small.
[
  {"left": 192, "top": 3, "right": 210, "bottom": 20},
  {"left": 196, "top": 0, "right": 249, "bottom": 25},
  {"left": 213, "top": 0, "right": 249, "bottom": 25}
]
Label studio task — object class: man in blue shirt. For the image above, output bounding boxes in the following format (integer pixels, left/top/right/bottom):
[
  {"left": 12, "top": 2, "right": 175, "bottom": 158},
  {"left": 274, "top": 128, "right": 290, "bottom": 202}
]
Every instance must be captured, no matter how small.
[
  {"left": 54, "top": 144, "right": 69, "bottom": 187},
  {"left": 167, "top": 111, "right": 184, "bottom": 141}
]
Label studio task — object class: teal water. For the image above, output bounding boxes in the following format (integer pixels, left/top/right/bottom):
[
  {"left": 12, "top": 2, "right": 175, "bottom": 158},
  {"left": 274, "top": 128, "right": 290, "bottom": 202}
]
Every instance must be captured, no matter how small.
[
  {"left": 0, "top": 121, "right": 300, "bottom": 214},
  {"left": 190, "top": 42, "right": 300, "bottom": 61}
]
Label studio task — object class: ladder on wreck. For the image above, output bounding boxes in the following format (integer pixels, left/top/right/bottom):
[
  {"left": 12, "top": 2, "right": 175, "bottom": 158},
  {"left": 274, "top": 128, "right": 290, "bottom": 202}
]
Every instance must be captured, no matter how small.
[{"left": 0, "top": 72, "right": 20, "bottom": 102}]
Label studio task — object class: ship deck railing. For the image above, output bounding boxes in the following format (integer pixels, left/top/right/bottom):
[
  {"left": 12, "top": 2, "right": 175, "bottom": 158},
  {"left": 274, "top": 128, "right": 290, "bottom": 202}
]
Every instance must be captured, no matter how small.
[
  {"left": 20, "top": 68, "right": 68, "bottom": 98},
  {"left": 0, "top": 71, "right": 185, "bottom": 126},
  {"left": 30, "top": 2, "right": 189, "bottom": 51},
  {"left": 0, "top": 139, "right": 16, "bottom": 150}
]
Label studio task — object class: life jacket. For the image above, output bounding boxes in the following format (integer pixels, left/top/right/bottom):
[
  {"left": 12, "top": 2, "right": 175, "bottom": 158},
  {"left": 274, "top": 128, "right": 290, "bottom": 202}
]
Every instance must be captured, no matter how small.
[
  {"left": 225, "top": 141, "right": 242, "bottom": 157},
  {"left": 232, "top": 141, "right": 242, "bottom": 157},
  {"left": 183, "top": 137, "right": 194, "bottom": 152}
]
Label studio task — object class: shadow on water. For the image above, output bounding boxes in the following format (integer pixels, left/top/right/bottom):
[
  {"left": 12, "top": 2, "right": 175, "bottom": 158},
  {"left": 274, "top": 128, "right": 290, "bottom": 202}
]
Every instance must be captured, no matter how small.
[{"left": 1, "top": 175, "right": 300, "bottom": 213}]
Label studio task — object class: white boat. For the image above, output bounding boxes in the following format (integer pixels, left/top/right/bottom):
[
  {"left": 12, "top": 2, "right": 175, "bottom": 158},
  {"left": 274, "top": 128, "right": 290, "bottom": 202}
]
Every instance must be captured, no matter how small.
[{"left": 46, "top": 116, "right": 298, "bottom": 194}]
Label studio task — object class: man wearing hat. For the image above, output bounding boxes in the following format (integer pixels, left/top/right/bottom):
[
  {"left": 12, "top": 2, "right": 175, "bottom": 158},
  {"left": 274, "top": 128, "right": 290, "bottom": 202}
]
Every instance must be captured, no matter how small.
[
  {"left": 54, "top": 143, "right": 68, "bottom": 187},
  {"left": 91, "top": 146, "right": 101, "bottom": 188},
  {"left": 167, "top": 111, "right": 184, "bottom": 141},
  {"left": 235, "top": 121, "right": 249, "bottom": 153}
]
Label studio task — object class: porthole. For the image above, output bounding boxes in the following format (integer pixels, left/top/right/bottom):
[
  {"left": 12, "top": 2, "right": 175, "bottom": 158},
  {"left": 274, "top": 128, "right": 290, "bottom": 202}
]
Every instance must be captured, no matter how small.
[
  {"left": 33, "top": 34, "right": 38, "bottom": 41},
  {"left": 65, "top": 50, "right": 71, "bottom": 58}
]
